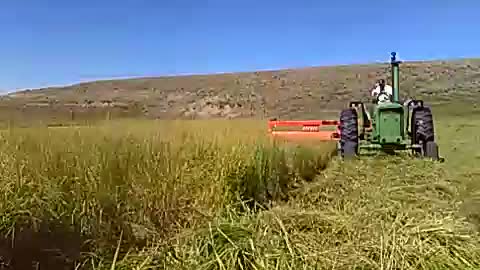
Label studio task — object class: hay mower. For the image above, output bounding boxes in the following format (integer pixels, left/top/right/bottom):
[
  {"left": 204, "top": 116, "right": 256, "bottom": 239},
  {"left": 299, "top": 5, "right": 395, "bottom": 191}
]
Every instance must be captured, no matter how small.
[{"left": 268, "top": 52, "right": 443, "bottom": 161}]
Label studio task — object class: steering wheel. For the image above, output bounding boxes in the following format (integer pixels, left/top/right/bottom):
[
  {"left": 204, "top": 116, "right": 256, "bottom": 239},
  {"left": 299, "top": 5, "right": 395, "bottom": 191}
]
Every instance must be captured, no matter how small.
[{"left": 376, "top": 92, "right": 391, "bottom": 103}]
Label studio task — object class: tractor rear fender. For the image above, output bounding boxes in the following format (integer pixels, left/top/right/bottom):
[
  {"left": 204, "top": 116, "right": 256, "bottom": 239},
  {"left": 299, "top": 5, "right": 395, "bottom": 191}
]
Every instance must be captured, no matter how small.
[
  {"left": 405, "top": 99, "right": 425, "bottom": 135},
  {"left": 349, "top": 101, "right": 372, "bottom": 131}
]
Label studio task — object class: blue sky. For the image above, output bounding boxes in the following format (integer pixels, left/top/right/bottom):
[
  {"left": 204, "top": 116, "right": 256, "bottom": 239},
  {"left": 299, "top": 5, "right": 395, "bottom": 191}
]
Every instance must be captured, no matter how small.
[{"left": 1, "top": 0, "right": 479, "bottom": 91}]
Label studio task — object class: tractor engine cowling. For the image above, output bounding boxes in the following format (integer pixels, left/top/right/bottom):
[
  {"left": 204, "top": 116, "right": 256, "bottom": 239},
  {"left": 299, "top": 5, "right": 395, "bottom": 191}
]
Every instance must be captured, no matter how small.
[{"left": 373, "top": 103, "right": 405, "bottom": 144}]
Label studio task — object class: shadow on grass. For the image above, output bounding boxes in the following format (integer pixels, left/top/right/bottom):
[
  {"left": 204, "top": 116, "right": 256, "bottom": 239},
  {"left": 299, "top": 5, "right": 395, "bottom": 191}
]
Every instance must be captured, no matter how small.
[
  {"left": 226, "top": 142, "right": 338, "bottom": 211},
  {"left": 0, "top": 222, "right": 86, "bottom": 270}
]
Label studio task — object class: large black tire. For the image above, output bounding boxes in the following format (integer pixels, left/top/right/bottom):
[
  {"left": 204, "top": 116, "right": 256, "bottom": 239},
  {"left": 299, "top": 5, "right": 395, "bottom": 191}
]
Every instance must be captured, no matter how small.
[
  {"left": 412, "top": 106, "right": 439, "bottom": 159},
  {"left": 339, "top": 108, "right": 359, "bottom": 158}
]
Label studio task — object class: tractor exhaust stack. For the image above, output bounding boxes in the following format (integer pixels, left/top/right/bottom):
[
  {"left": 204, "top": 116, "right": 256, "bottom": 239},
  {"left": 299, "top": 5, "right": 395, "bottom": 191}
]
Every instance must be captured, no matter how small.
[{"left": 391, "top": 52, "right": 402, "bottom": 103}]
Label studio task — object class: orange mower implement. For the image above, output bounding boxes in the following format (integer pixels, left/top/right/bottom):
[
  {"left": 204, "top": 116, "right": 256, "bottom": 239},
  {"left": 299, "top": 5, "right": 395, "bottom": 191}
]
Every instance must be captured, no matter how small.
[{"left": 267, "top": 119, "right": 340, "bottom": 142}]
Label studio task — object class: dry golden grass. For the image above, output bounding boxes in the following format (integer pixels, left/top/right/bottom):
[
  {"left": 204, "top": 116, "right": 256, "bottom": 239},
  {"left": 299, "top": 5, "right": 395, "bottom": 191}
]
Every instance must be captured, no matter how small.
[
  {"left": 0, "top": 119, "right": 337, "bottom": 269},
  {"left": 1, "top": 117, "right": 480, "bottom": 269}
]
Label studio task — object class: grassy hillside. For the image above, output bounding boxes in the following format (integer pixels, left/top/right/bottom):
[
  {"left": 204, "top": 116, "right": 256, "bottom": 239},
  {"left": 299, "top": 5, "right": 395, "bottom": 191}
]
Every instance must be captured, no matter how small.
[{"left": 2, "top": 57, "right": 480, "bottom": 127}]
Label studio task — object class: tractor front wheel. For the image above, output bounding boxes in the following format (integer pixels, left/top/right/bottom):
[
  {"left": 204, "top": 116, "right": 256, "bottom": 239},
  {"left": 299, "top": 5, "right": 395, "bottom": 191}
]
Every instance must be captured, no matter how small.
[{"left": 339, "top": 108, "right": 359, "bottom": 158}]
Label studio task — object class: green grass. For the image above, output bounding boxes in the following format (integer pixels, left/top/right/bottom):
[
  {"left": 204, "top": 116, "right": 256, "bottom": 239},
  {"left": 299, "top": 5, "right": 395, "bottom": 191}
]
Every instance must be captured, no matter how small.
[{"left": 0, "top": 111, "right": 480, "bottom": 269}]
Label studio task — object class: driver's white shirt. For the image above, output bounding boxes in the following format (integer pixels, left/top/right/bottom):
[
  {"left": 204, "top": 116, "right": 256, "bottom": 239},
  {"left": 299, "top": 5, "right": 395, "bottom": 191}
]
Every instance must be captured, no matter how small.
[{"left": 371, "top": 84, "right": 393, "bottom": 103}]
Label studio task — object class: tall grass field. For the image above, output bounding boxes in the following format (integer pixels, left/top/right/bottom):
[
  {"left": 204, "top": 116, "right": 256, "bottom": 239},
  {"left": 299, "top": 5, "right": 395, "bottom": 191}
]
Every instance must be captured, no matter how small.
[{"left": 0, "top": 116, "right": 480, "bottom": 269}]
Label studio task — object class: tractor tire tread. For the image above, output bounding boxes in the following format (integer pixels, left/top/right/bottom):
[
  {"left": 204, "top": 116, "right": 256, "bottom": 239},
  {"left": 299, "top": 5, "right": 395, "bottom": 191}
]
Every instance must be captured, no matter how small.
[
  {"left": 425, "top": 141, "right": 439, "bottom": 160},
  {"left": 339, "top": 108, "right": 358, "bottom": 157},
  {"left": 413, "top": 106, "right": 435, "bottom": 143}
]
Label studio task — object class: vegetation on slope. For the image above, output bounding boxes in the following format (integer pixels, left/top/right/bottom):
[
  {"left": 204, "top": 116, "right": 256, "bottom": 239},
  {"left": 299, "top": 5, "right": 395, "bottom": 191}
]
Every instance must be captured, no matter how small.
[{"left": 2, "top": 58, "right": 480, "bottom": 125}]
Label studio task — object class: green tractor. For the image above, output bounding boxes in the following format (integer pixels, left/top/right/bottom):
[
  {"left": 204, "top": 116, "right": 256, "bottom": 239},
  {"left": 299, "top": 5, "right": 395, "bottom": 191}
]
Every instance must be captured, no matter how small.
[{"left": 338, "top": 52, "right": 442, "bottom": 160}]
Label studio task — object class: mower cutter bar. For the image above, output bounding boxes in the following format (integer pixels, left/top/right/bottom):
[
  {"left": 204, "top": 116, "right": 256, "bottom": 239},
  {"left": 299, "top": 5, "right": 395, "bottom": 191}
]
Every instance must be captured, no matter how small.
[{"left": 267, "top": 120, "right": 340, "bottom": 141}]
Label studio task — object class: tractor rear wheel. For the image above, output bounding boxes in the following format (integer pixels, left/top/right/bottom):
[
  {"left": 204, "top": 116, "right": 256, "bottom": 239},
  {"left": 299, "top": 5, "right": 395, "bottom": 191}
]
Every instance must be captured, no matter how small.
[
  {"left": 412, "top": 106, "right": 439, "bottom": 160},
  {"left": 339, "top": 108, "right": 359, "bottom": 158}
]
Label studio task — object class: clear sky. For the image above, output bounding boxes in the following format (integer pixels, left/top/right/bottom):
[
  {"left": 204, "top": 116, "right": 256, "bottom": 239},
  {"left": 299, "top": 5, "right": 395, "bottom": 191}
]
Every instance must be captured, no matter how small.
[{"left": 1, "top": 0, "right": 479, "bottom": 91}]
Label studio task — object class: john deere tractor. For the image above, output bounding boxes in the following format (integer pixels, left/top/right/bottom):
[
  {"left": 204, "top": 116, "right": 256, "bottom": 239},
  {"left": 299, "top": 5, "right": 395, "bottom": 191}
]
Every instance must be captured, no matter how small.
[{"left": 338, "top": 52, "right": 441, "bottom": 160}]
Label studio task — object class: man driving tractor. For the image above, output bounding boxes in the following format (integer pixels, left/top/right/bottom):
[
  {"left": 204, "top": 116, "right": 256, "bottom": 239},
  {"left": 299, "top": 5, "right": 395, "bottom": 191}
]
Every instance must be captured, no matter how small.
[
  {"left": 371, "top": 79, "right": 393, "bottom": 103},
  {"left": 365, "top": 79, "right": 393, "bottom": 121}
]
